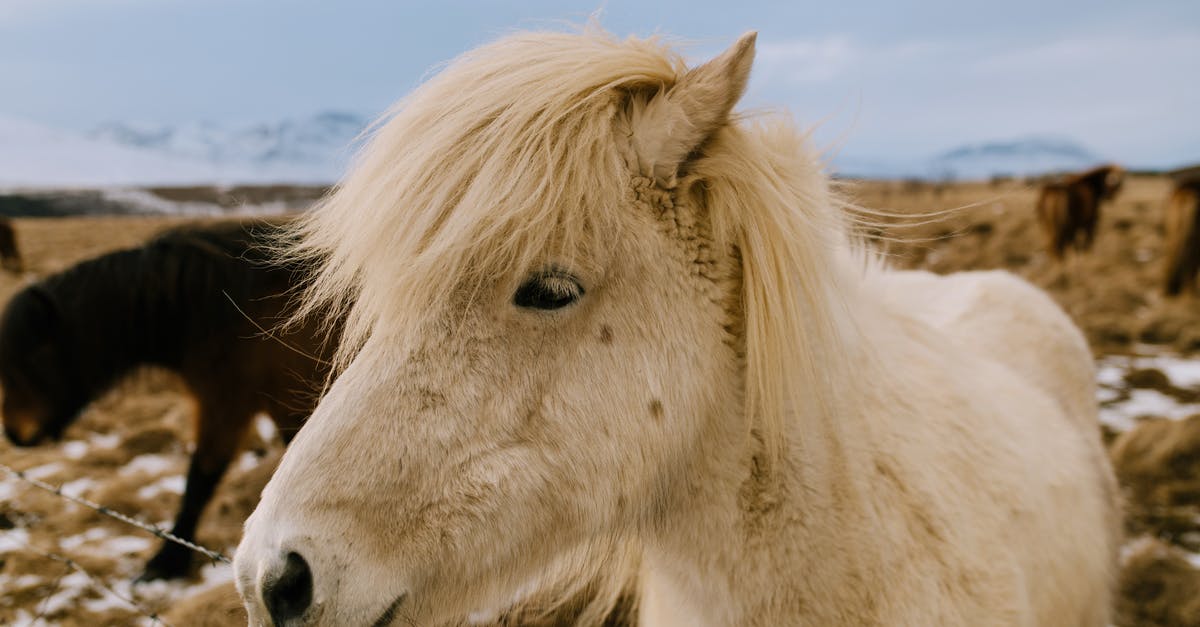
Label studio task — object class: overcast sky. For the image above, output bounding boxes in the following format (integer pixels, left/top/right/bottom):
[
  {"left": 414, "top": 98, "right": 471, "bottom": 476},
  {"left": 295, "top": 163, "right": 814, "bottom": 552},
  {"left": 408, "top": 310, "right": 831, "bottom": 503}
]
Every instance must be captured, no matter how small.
[{"left": 1, "top": 0, "right": 1197, "bottom": 166}]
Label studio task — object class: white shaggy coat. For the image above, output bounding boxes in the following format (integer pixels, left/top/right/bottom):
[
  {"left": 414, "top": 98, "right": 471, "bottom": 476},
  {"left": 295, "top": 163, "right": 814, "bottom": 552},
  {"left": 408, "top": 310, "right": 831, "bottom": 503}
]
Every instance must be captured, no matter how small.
[{"left": 235, "top": 28, "right": 1120, "bottom": 626}]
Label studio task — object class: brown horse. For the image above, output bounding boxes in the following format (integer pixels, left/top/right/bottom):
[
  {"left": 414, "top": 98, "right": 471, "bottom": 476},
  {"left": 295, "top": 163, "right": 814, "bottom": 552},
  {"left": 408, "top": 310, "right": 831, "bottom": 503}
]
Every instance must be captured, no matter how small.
[
  {"left": 1036, "top": 164, "right": 1124, "bottom": 259},
  {"left": 1163, "top": 166, "right": 1200, "bottom": 296},
  {"left": 0, "top": 218, "right": 22, "bottom": 271},
  {"left": 0, "top": 219, "right": 337, "bottom": 580}
]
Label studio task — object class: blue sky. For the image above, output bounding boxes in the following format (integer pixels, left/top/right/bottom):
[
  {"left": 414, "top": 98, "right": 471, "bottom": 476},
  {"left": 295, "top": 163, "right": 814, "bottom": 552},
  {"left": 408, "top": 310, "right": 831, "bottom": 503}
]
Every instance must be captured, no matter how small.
[{"left": 1, "top": 0, "right": 1197, "bottom": 166}]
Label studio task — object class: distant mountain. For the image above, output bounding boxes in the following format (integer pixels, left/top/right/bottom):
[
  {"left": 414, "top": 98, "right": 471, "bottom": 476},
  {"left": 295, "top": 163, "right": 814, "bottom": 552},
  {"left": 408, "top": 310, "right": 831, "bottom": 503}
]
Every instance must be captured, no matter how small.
[
  {"left": 90, "top": 111, "right": 364, "bottom": 166},
  {"left": 0, "top": 114, "right": 225, "bottom": 188},
  {"left": 89, "top": 110, "right": 368, "bottom": 174},
  {"left": 0, "top": 112, "right": 367, "bottom": 189},
  {"left": 832, "top": 136, "right": 1109, "bottom": 181},
  {"left": 926, "top": 136, "right": 1104, "bottom": 180},
  {"left": 0, "top": 112, "right": 1123, "bottom": 187}
]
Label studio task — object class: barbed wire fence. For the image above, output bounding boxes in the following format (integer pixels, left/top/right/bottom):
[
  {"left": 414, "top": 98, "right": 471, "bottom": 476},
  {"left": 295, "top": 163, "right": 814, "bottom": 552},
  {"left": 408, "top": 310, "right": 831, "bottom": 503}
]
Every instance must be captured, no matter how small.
[
  {"left": 1, "top": 462, "right": 229, "bottom": 564},
  {"left": 1, "top": 461, "right": 232, "bottom": 626}
]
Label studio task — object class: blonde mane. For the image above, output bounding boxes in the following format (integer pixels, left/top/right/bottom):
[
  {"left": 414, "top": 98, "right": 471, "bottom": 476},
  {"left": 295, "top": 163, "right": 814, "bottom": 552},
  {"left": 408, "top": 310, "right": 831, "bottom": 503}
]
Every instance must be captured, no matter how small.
[{"left": 288, "top": 28, "right": 860, "bottom": 460}]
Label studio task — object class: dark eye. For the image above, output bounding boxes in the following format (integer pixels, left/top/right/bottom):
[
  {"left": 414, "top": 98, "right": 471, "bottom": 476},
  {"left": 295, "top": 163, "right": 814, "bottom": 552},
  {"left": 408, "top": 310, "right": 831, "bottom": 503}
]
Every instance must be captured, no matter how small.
[{"left": 513, "top": 271, "right": 584, "bottom": 310}]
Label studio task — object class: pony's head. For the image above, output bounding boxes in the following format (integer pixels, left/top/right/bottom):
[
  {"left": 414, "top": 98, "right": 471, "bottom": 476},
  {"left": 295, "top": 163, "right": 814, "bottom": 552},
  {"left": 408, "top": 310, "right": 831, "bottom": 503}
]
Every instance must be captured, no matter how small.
[
  {"left": 1103, "top": 164, "right": 1125, "bottom": 200},
  {"left": 237, "top": 28, "right": 854, "bottom": 625},
  {"left": 0, "top": 286, "right": 86, "bottom": 446}
]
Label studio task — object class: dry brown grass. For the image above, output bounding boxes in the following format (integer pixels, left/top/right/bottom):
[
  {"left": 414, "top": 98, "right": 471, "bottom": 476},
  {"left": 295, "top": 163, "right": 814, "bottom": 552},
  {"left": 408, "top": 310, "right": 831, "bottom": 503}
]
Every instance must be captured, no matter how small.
[
  {"left": 3, "top": 175, "right": 1200, "bottom": 624},
  {"left": 852, "top": 175, "right": 1199, "bottom": 354}
]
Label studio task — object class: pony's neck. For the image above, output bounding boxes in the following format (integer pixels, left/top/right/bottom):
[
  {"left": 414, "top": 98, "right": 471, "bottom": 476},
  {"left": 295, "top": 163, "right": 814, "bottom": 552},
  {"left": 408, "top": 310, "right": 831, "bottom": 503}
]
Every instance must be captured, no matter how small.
[{"left": 640, "top": 358, "right": 882, "bottom": 625}]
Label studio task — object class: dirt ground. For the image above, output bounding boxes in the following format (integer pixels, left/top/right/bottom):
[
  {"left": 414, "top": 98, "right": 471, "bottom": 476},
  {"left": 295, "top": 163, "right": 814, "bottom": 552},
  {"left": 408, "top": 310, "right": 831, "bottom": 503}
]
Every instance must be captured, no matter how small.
[{"left": 2, "top": 176, "right": 1200, "bottom": 625}]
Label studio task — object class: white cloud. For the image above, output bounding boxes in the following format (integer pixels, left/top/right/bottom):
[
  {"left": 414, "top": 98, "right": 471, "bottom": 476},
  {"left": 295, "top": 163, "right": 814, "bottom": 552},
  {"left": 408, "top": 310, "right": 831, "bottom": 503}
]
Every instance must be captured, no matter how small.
[
  {"left": 741, "top": 28, "right": 1200, "bottom": 166},
  {"left": 756, "top": 36, "right": 860, "bottom": 83},
  {"left": 976, "top": 32, "right": 1200, "bottom": 75},
  {"left": 754, "top": 36, "right": 946, "bottom": 86}
]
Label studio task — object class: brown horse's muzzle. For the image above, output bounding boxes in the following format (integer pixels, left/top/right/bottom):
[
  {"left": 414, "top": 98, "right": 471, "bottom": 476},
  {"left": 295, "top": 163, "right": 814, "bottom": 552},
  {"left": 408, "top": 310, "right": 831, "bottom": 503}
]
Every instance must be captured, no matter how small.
[{"left": 3, "top": 411, "right": 47, "bottom": 446}]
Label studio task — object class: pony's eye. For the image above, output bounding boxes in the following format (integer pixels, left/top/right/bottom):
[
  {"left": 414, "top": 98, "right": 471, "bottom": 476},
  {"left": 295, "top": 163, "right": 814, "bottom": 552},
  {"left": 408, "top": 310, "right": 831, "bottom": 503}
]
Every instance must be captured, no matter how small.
[{"left": 513, "top": 271, "right": 583, "bottom": 310}]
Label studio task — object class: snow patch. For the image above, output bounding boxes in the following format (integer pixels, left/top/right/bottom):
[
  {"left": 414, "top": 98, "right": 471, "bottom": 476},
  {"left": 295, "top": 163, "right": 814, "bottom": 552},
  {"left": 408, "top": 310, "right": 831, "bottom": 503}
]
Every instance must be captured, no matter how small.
[
  {"left": 38, "top": 570, "right": 92, "bottom": 615},
  {"left": 62, "top": 440, "right": 89, "bottom": 459},
  {"left": 90, "top": 432, "right": 121, "bottom": 449},
  {"left": 1, "top": 527, "right": 33, "bottom": 549},
  {"left": 23, "top": 462, "right": 64, "bottom": 480},
  {"left": 102, "top": 535, "right": 154, "bottom": 555},
  {"left": 80, "top": 593, "right": 129, "bottom": 614},
  {"left": 1097, "top": 352, "right": 1200, "bottom": 431},
  {"left": 119, "top": 454, "right": 179, "bottom": 477},
  {"left": 58, "top": 477, "right": 96, "bottom": 499},
  {"left": 1096, "top": 364, "right": 1126, "bottom": 388},
  {"left": 0, "top": 573, "right": 43, "bottom": 589},
  {"left": 235, "top": 451, "right": 260, "bottom": 473},
  {"left": 0, "top": 478, "right": 20, "bottom": 501},
  {"left": 59, "top": 527, "right": 112, "bottom": 550},
  {"left": 254, "top": 414, "right": 278, "bottom": 444},
  {"left": 136, "top": 474, "right": 185, "bottom": 500}
]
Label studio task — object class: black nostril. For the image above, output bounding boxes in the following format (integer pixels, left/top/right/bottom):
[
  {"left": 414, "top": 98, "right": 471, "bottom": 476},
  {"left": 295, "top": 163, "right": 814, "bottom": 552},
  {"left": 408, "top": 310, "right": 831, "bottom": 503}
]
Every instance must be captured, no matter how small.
[{"left": 263, "top": 551, "right": 313, "bottom": 625}]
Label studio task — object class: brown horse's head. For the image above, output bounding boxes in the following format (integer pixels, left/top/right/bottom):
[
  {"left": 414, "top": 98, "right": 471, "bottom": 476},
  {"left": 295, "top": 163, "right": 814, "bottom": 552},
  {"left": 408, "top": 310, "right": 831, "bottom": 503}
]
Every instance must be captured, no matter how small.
[
  {"left": 1101, "top": 164, "right": 1125, "bottom": 201},
  {"left": 0, "top": 286, "right": 86, "bottom": 446}
]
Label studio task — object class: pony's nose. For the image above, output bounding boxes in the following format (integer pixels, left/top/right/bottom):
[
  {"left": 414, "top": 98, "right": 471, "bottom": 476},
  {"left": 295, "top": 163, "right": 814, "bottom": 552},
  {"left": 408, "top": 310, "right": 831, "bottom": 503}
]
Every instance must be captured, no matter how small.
[
  {"left": 262, "top": 551, "right": 313, "bottom": 625},
  {"left": 4, "top": 421, "right": 40, "bottom": 447}
]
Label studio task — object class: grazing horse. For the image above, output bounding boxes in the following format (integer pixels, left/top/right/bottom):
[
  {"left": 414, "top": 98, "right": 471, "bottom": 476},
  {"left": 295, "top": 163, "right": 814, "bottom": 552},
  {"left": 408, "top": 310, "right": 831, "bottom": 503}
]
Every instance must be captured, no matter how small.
[
  {"left": 0, "top": 220, "right": 336, "bottom": 580},
  {"left": 235, "top": 30, "right": 1120, "bottom": 626},
  {"left": 0, "top": 218, "right": 22, "bottom": 271},
  {"left": 1035, "top": 164, "right": 1124, "bottom": 259},
  {"left": 1163, "top": 166, "right": 1200, "bottom": 295}
]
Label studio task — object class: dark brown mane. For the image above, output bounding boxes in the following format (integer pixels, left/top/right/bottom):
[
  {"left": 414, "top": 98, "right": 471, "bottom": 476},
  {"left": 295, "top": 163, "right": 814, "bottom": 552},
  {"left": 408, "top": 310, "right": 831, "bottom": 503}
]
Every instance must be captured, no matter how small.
[{"left": 0, "top": 218, "right": 338, "bottom": 580}]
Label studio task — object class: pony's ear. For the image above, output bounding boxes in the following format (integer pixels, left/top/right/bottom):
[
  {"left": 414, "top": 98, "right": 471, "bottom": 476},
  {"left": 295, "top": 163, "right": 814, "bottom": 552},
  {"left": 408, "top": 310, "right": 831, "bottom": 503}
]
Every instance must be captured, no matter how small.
[{"left": 628, "top": 32, "right": 757, "bottom": 184}]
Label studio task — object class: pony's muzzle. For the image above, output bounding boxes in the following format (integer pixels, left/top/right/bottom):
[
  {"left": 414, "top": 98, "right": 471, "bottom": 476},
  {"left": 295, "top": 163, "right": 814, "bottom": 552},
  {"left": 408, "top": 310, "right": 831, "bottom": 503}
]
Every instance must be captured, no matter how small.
[
  {"left": 3, "top": 420, "right": 42, "bottom": 447},
  {"left": 260, "top": 550, "right": 314, "bottom": 626}
]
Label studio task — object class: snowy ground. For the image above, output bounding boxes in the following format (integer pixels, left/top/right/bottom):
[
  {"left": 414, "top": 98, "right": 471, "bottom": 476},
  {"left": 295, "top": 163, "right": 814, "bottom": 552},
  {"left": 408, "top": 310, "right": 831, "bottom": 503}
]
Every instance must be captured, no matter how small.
[
  {"left": 0, "top": 377, "right": 279, "bottom": 626},
  {"left": 1098, "top": 348, "right": 1200, "bottom": 431}
]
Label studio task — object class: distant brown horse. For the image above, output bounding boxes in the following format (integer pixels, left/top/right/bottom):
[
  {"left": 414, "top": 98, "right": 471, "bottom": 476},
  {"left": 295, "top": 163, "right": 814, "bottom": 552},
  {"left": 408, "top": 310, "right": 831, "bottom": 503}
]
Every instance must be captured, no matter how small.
[
  {"left": 1163, "top": 166, "right": 1200, "bottom": 295},
  {"left": 1036, "top": 164, "right": 1124, "bottom": 258},
  {"left": 0, "top": 219, "right": 337, "bottom": 580},
  {"left": 0, "top": 218, "right": 22, "bottom": 271}
]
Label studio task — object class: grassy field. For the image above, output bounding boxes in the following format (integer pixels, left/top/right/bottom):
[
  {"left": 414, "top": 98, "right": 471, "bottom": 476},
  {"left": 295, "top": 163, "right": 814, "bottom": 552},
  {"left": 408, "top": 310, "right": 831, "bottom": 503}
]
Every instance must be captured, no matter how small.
[{"left": 2, "top": 176, "right": 1200, "bottom": 625}]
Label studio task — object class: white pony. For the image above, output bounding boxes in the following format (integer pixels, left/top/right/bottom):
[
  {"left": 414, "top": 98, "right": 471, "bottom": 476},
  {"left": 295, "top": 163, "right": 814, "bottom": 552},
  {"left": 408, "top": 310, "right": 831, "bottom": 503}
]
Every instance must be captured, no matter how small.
[{"left": 235, "top": 29, "right": 1120, "bottom": 626}]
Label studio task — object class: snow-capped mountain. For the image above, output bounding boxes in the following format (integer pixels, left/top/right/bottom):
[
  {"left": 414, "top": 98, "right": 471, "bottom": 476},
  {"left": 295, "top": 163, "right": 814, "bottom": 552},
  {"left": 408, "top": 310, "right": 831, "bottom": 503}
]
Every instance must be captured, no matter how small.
[
  {"left": 831, "top": 136, "right": 1109, "bottom": 181},
  {"left": 0, "top": 110, "right": 1123, "bottom": 188},
  {"left": 90, "top": 111, "right": 367, "bottom": 168},
  {"left": 0, "top": 112, "right": 367, "bottom": 188},
  {"left": 0, "top": 114, "right": 223, "bottom": 188},
  {"left": 925, "top": 136, "right": 1104, "bottom": 180}
]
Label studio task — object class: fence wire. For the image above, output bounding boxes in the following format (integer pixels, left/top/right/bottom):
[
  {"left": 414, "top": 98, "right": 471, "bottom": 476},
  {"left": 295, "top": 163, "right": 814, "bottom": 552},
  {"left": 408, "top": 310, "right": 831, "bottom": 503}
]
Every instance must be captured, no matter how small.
[{"left": 0, "top": 461, "right": 230, "bottom": 564}]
